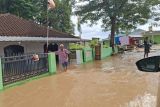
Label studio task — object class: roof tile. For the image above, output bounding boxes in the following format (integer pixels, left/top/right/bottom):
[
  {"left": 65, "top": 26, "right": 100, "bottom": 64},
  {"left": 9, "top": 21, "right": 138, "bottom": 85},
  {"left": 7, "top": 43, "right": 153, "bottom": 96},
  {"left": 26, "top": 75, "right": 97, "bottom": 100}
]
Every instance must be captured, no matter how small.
[{"left": 0, "top": 13, "right": 76, "bottom": 38}]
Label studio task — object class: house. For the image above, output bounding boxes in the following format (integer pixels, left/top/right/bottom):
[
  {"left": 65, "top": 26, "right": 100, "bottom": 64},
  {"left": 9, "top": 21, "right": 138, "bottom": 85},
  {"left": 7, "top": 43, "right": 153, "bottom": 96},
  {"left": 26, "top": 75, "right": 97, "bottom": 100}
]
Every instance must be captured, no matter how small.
[
  {"left": 144, "top": 31, "right": 160, "bottom": 44},
  {"left": 129, "top": 29, "right": 146, "bottom": 39},
  {"left": 129, "top": 29, "right": 160, "bottom": 44},
  {"left": 128, "top": 29, "right": 146, "bottom": 45},
  {"left": 0, "top": 13, "right": 82, "bottom": 57}
]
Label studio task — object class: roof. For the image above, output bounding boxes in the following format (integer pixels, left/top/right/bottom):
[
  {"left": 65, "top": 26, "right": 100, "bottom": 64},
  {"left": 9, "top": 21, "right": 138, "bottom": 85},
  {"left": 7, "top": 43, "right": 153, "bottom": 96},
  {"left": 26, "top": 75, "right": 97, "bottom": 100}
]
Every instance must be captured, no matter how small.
[
  {"left": 0, "top": 13, "right": 76, "bottom": 38},
  {"left": 144, "top": 31, "right": 160, "bottom": 36},
  {"left": 128, "top": 34, "right": 143, "bottom": 38},
  {"left": 0, "top": 36, "right": 81, "bottom": 42},
  {"left": 102, "top": 38, "right": 109, "bottom": 41},
  {"left": 115, "top": 34, "right": 126, "bottom": 37},
  {"left": 129, "top": 29, "right": 146, "bottom": 38},
  {"left": 130, "top": 29, "right": 146, "bottom": 35}
]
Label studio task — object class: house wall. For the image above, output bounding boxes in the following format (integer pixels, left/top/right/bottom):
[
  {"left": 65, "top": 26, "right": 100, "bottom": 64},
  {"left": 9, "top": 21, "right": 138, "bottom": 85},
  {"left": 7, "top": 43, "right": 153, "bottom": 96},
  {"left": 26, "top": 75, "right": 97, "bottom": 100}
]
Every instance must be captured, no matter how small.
[
  {"left": 0, "top": 41, "right": 70, "bottom": 56},
  {"left": 0, "top": 42, "right": 22, "bottom": 56},
  {"left": 144, "top": 35, "right": 160, "bottom": 44},
  {"left": 23, "top": 42, "right": 44, "bottom": 54},
  {"left": 153, "top": 35, "right": 160, "bottom": 44}
]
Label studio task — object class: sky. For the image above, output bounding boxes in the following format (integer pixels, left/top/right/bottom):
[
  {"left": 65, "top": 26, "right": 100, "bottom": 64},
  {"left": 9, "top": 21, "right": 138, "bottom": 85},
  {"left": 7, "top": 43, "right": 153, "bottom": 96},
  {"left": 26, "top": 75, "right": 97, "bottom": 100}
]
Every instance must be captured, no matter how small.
[
  {"left": 71, "top": 2, "right": 160, "bottom": 40},
  {"left": 71, "top": 16, "right": 110, "bottom": 40},
  {"left": 71, "top": 16, "right": 160, "bottom": 40}
]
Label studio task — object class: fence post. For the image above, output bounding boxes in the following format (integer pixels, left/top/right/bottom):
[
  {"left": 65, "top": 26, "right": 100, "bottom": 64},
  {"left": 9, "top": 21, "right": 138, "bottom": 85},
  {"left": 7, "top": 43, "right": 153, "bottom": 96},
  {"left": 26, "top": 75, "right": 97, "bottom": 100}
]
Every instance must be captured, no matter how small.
[
  {"left": 48, "top": 52, "right": 57, "bottom": 74},
  {"left": 0, "top": 58, "right": 3, "bottom": 90},
  {"left": 76, "top": 50, "right": 83, "bottom": 64}
]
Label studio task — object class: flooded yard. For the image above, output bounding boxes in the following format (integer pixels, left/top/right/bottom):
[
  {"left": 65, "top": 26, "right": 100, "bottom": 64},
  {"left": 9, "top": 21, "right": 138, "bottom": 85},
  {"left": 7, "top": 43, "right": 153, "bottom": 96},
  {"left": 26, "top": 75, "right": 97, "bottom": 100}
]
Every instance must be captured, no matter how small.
[{"left": 0, "top": 47, "right": 160, "bottom": 107}]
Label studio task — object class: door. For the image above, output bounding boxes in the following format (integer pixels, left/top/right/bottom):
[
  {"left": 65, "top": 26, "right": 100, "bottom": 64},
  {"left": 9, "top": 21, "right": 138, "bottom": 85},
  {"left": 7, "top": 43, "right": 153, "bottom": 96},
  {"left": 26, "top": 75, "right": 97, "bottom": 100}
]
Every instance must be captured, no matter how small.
[{"left": 4, "top": 45, "right": 24, "bottom": 57}]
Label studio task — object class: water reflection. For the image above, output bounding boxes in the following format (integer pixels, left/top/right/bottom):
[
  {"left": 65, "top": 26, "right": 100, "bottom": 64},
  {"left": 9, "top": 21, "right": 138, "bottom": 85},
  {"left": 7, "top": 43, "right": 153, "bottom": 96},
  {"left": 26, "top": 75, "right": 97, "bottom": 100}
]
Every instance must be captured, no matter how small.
[{"left": 121, "top": 93, "right": 156, "bottom": 107}]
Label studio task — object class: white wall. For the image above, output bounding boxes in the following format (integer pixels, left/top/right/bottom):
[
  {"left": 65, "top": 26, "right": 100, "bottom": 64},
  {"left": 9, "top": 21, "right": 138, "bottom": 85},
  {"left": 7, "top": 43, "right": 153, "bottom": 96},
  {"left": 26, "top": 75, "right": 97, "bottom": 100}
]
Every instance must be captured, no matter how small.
[
  {"left": 0, "top": 41, "right": 70, "bottom": 56},
  {"left": 23, "top": 42, "right": 44, "bottom": 54}
]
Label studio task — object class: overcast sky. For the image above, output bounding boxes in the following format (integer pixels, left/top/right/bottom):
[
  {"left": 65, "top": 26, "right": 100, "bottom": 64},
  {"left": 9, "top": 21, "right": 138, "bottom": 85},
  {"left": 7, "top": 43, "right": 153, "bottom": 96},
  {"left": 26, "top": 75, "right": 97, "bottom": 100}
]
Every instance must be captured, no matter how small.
[
  {"left": 72, "top": 2, "right": 160, "bottom": 40},
  {"left": 71, "top": 16, "right": 110, "bottom": 40},
  {"left": 72, "top": 15, "right": 160, "bottom": 40}
]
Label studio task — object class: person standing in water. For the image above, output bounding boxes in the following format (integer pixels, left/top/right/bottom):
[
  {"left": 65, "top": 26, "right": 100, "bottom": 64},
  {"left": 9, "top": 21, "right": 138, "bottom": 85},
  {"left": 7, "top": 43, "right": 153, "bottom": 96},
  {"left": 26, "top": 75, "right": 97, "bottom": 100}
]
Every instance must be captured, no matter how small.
[
  {"left": 56, "top": 44, "right": 70, "bottom": 71},
  {"left": 144, "top": 37, "right": 150, "bottom": 58}
]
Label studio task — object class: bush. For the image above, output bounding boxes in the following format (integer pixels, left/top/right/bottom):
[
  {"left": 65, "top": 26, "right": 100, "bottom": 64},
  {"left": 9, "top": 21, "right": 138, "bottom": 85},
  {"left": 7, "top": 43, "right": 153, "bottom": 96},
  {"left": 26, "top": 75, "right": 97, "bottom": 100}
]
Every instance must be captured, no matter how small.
[
  {"left": 103, "top": 45, "right": 108, "bottom": 48},
  {"left": 89, "top": 40, "right": 99, "bottom": 48},
  {"left": 69, "top": 43, "right": 84, "bottom": 50}
]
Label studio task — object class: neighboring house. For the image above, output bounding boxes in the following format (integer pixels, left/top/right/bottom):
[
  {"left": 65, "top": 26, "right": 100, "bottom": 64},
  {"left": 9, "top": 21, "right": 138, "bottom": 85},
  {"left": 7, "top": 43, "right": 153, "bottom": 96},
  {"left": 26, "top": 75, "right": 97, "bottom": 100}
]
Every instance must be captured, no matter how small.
[
  {"left": 0, "top": 13, "right": 82, "bottom": 57},
  {"left": 128, "top": 29, "right": 146, "bottom": 45},
  {"left": 116, "top": 33, "right": 126, "bottom": 37},
  {"left": 144, "top": 31, "right": 160, "bottom": 44},
  {"left": 102, "top": 29, "right": 146, "bottom": 46},
  {"left": 129, "top": 29, "right": 146, "bottom": 39}
]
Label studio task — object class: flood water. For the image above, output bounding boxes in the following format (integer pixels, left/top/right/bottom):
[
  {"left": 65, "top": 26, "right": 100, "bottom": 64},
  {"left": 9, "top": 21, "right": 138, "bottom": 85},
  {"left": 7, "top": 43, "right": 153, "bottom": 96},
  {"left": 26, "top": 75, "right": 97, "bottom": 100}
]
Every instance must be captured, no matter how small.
[{"left": 0, "top": 47, "right": 160, "bottom": 107}]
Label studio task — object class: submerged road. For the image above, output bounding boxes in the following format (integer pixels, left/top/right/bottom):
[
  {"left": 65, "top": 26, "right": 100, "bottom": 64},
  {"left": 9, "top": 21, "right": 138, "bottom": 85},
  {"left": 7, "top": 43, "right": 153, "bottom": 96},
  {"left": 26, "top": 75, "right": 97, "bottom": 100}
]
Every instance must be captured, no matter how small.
[{"left": 0, "top": 47, "right": 160, "bottom": 107}]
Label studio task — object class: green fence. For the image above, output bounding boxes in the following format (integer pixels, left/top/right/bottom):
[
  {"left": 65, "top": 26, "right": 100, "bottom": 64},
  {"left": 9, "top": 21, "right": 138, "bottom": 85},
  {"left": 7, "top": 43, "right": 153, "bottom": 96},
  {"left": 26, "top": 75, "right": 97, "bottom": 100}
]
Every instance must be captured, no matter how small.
[
  {"left": 48, "top": 53, "right": 57, "bottom": 74},
  {"left": 0, "top": 58, "right": 3, "bottom": 90},
  {"left": 83, "top": 48, "right": 93, "bottom": 62},
  {"left": 0, "top": 47, "right": 119, "bottom": 90},
  {"left": 101, "top": 47, "right": 113, "bottom": 59},
  {"left": 76, "top": 50, "right": 84, "bottom": 64},
  {"left": 0, "top": 52, "right": 57, "bottom": 90},
  {"left": 92, "top": 48, "right": 95, "bottom": 60}
]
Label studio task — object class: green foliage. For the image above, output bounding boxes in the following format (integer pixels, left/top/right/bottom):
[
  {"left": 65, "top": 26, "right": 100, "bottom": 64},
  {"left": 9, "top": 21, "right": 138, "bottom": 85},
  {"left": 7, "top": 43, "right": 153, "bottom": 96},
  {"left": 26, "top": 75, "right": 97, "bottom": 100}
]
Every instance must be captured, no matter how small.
[
  {"left": 33, "top": 0, "right": 74, "bottom": 34},
  {"left": 89, "top": 39, "right": 99, "bottom": 48},
  {"left": 69, "top": 43, "right": 84, "bottom": 50},
  {"left": 49, "top": 0, "right": 74, "bottom": 34},
  {"left": 76, "top": 0, "right": 159, "bottom": 30},
  {"left": 103, "top": 40, "right": 110, "bottom": 47},
  {"left": 103, "top": 45, "right": 109, "bottom": 48},
  {"left": 0, "top": 0, "right": 35, "bottom": 19},
  {"left": 75, "top": 0, "right": 160, "bottom": 49},
  {"left": 153, "top": 35, "right": 160, "bottom": 44},
  {"left": 0, "top": 0, "right": 74, "bottom": 34}
]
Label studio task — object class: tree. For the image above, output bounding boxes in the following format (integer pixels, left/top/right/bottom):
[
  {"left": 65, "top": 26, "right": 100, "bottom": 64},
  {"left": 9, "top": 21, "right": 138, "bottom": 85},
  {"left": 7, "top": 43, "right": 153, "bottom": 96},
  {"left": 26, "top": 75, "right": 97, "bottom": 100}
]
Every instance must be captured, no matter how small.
[
  {"left": 75, "top": 0, "right": 160, "bottom": 51},
  {"left": 33, "top": 0, "right": 74, "bottom": 34},
  {"left": 0, "top": 0, "right": 75, "bottom": 34},
  {"left": 0, "top": 0, "right": 35, "bottom": 19},
  {"left": 77, "top": 16, "right": 82, "bottom": 38}
]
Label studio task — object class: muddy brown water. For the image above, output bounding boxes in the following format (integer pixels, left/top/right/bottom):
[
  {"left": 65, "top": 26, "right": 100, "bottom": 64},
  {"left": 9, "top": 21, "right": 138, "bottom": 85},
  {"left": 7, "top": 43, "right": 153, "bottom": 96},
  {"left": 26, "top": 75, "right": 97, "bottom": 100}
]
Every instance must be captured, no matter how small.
[{"left": 0, "top": 49, "right": 160, "bottom": 107}]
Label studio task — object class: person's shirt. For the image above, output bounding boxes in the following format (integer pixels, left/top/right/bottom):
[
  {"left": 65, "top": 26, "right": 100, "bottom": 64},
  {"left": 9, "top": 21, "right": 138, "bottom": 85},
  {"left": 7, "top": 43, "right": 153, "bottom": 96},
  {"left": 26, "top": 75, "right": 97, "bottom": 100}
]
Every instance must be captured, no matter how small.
[
  {"left": 144, "top": 40, "right": 150, "bottom": 48},
  {"left": 55, "top": 49, "right": 70, "bottom": 63}
]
